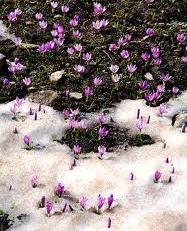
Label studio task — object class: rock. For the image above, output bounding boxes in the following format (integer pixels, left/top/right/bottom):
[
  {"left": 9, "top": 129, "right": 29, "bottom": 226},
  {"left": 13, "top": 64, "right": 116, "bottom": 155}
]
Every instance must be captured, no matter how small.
[
  {"left": 144, "top": 72, "right": 154, "bottom": 81},
  {"left": 28, "top": 90, "right": 58, "bottom": 105},
  {"left": 172, "top": 111, "right": 187, "bottom": 127},
  {"left": 50, "top": 70, "right": 64, "bottom": 82},
  {"left": 70, "top": 92, "right": 83, "bottom": 99}
]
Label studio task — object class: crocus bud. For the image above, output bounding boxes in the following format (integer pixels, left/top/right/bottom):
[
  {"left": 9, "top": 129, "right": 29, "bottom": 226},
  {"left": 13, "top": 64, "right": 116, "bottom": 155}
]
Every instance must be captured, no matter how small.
[
  {"left": 38, "top": 104, "right": 42, "bottom": 112},
  {"left": 55, "top": 182, "right": 65, "bottom": 197},
  {"left": 31, "top": 175, "right": 39, "bottom": 188},
  {"left": 70, "top": 159, "right": 76, "bottom": 170},
  {"left": 166, "top": 157, "right": 169, "bottom": 163},
  {"left": 107, "top": 194, "right": 114, "bottom": 209},
  {"left": 171, "top": 166, "right": 175, "bottom": 174},
  {"left": 69, "top": 204, "right": 74, "bottom": 212},
  {"left": 29, "top": 108, "right": 34, "bottom": 115},
  {"left": 14, "top": 128, "right": 18, "bottom": 134},
  {"left": 136, "top": 109, "right": 140, "bottom": 119},
  {"left": 97, "top": 194, "right": 106, "bottom": 212},
  {"left": 154, "top": 170, "right": 161, "bottom": 183},
  {"left": 62, "top": 202, "right": 67, "bottom": 213},
  {"left": 98, "top": 145, "right": 106, "bottom": 159},
  {"left": 147, "top": 115, "right": 151, "bottom": 124},
  {"left": 40, "top": 196, "right": 46, "bottom": 208},
  {"left": 79, "top": 196, "right": 88, "bottom": 209},
  {"left": 163, "top": 143, "right": 167, "bottom": 149},
  {"left": 34, "top": 112, "right": 37, "bottom": 120},
  {"left": 23, "top": 135, "right": 32, "bottom": 150},
  {"left": 130, "top": 172, "right": 134, "bottom": 181},
  {"left": 168, "top": 176, "right": 172, "bottom": 183},
  {"left": 73, "top": 145, "right": 81, "bottom": 156},
  {"left": 46, "top": 201, "right": 53, "bottom": 216},
  {"left": 182, "top": 123, "right": 186, "bottom": 133},
  {"left": 107, "top": 217, "right": 112, "bottom": 228}
]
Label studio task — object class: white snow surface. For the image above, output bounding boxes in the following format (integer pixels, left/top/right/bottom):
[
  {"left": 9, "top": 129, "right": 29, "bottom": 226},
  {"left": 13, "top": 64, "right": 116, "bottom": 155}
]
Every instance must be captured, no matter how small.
[{"left": 0, "top": 92, "right": 187, "bottom": 231}]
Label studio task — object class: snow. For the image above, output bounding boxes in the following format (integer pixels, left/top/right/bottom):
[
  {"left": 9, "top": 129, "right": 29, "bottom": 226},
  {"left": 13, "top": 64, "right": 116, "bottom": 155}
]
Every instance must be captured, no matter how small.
[{"left": 0, "top": 92, "right": 187, "bottom": 231}]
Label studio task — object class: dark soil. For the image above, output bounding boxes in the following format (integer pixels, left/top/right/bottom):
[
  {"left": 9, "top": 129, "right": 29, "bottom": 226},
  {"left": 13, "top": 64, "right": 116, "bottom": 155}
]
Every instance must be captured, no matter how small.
[
  {"left": 0, "top": 0, "right": 187, "bottom": 111},
  {"left": 0, "top": 210, "right": 13, "bottom": 231},
  {"left": 60, "top": 122, "right": 155, "bottom": 153}
]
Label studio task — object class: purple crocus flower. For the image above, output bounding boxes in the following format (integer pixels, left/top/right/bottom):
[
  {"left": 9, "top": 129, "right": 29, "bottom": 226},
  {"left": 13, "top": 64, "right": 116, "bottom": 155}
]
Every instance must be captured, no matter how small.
[
  {"left": 74, "top": 44, "right": 82, "bottom": 52},
  {"left": 23, "top": 135, "right": 31, "bottom": 146},
  {"left": 84, "top": 86, "right": 93, "bottom": 99},
  {"left": 97, "top": 113, "right": 106, "bottom": 124},
  {"left": 172, "top": 86, "right": 179, "bottom": 95},
  {"left": 146, "top": 28, "right": 155, "bottom": 37},
  {"left": 69, "top": 119, "right": 78, "bottom": 129},
  {"left": 151, "top": 46, "right": 160, "bottom": 58},
  {"left": 127, "top": 63, "right": 137, "bottom": 73},
  {"left": 3, "top": 78, "right": 10, "bottom": 87},
  {"left": 111, "top": 74, "right": 121, "bottom": 83},
  {"left": 93, "top": 2, "right": 106, "bottom": 16},
  {"left": 109, "top": 43, "right": 118, "bottom": 52},
  {"left": 98, "top": 145, "right": 106, "bottom": 159},
  {"left": 74, "top": 64, "right": 85, "bottom": 74},
  {"left": 23, "top": 77, "right": 31, "bottom": 86},
  {"left": 158, "top": 103, "right": 167, "bottom": 116},
  {"left": 35, "top": 13, "right": 43, "bottom": 20},
  {"left": 15, "top": 97, "right": 24, "bottom": 107},
  {"left": 154, "top": 170, "right": 161, "bottom": 182},
  {"left": 72, "top": 30, "right": 81, "bottom": 39},
  {"left": 181, "top": 56, "right": 187, "bottom": 63},
  {"left": 69, "top": 18, "right": 79, "bottom": 27},
  {"left": 97, "top": 194, "right": 106, "bottom": 211},
  {"left": 157, "top": 84, "right": 165, "bottom": 93},
  {"left": 73, "top": 145, "right": 81, "bottom": 155},
  {"left": 153, "top": 58, "right": 162, "bottom": 66},
  {"left": 83, "top": 52, "right": 92, "bottom": 62},
  {"left": 55, "top": 182, "right": 65, "bottom": 197},
  {"left": 51, "top": 1, "right": 58, "bottom": 9},
  {"left": 67, "top": 47, "right": 75, "bottom": 55},
  {"left": 160, "top": 73, "right": 172, "bottom": 82},
  {"left": 98, "top": 127, "right": 109, "bottom": 138},
  {"left": 8, "top": 58, "right": 24, "bottom": 73},
  {"left": 109, "top": 64, "right": 119, "bottom": 73},
  {"left": 177, "top": 33, "right": 186, "bottom": 43},
  {"left": 93, "top": 77, "right": 103, "bottom": 86},
  {"left": 120, "top": 50, "right": 129, "bottom": 59},
  {"left": 138, "top": 80, "right": 150, "bottom": 90},
  {"left": 7, "top": 11, "right": 17, "bottom": 22},
  {"left": 13, "top": 37, "right": 22, "bottom": 46},
  {"left": 136, "top": 118, "right": 145, "bottom": 132},
  {"left": 39, "top": 20, "right": 48, "bottom": 29},
  {"left": 46, "top": 201, "right": 53, "bottom": 216},
  {"left": 92, "top": 19, "right": 108, "bottom": 30},
  {"left": 79, "top": 120, "right": 88, "bottom": 129},
  {"left": 79, "top": 196, "right": 88, "bottom": 209},
  {"left": 141, "top": 52, "right": 150, "bottom": 61},
  {"left": 107, "top": 194, "right": 114, "bottom": 209},
  {"left": 31, "top": 175, "right": 39, "bottom": 188},
  {"left": 61, "top": 5, "right": 69, "bottom": 13}
]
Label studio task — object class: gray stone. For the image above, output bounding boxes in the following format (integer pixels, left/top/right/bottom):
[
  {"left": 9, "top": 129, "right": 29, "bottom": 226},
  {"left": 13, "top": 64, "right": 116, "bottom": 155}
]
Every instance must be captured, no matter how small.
[
  {"left": 70, "top": 92, "right": 83, "bottom": 99},
  {"left": 173, "top": 111, "right": 187, "bottom": 128},
  {"left": 28, "top": 90, "right": 58, "bottom": 105},
  {"left": 49, "top": 70, "right": 64, "bottom": 82}
]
